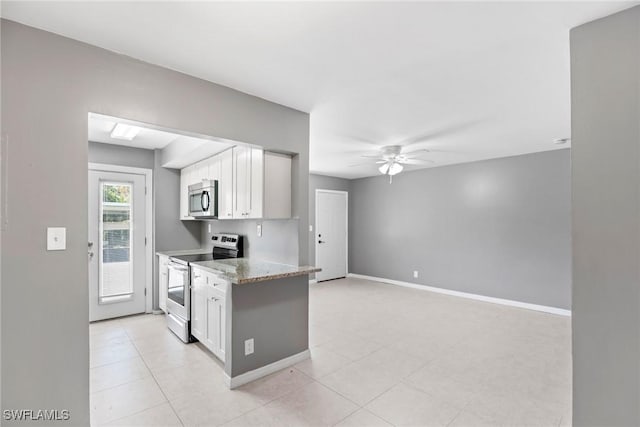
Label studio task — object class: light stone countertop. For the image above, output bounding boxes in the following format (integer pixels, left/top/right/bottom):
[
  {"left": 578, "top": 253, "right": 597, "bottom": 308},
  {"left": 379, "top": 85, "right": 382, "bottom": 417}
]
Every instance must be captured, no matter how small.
[
  {"left": 156, "top": 249, "right": 211, "bottom": 257},
  {"left": 190, "top": 258, "right": 321, "bottom": 285}
]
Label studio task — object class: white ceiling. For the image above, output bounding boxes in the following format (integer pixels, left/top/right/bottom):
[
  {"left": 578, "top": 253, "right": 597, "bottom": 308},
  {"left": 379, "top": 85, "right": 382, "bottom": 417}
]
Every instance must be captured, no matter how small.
[
  {"left": 3, "top": 1, "right": 636, "bottom": 178},
  {"left": 88, "top": 113, "right": 234, "bottom": 168}
]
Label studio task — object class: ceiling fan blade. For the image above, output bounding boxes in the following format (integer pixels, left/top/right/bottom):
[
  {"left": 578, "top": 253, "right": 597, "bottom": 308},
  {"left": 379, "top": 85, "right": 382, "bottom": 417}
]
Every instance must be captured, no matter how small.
[
  {"left": 348, "top": 162, "right": 377, "bottom": 167},
  {"left": 397, "top": 120, "right": 483, "bottom": 148},
  {"left": 375, "top": 160, "right": 387, "bottom": 164},
  {"left": 360, "top": 154, "right": 383, "bottom": 159},
  {"left": 399, "top": 159, "right": 434, "bottom": 165},
  {"left": 402, "top": 149, "right": 430, "bottom": 156}
]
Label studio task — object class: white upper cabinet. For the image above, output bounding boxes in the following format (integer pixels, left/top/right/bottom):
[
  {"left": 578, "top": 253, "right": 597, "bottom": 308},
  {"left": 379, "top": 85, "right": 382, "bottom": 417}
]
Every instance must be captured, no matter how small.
[
  {"left": 179, "top": 165, "right": 195, "bottom": 220},
  {"left": 218, "top": 149, "right": 234, "bottom": 219},
  {"left": 193, "top": 159, "right": 210, "bottom": 183},
  {"left": 264, "top": 152, "right": 292, "bottom": 219},
  {"left": 178, "top": 146, "right": 290, "bottom": 221},
  {"left": 207, "top": 155, "right": 220, "bottom": 183},
  {"left": 249, "top": 148, "right": 264, "bottom": 219},
  {"left": 233, "top": 146, "right": 264, "bottom": 219}
]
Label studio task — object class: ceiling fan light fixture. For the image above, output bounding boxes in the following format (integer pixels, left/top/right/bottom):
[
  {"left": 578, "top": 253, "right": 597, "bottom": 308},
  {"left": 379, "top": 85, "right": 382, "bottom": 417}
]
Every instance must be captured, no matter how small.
[
  {"left": 388, "top": 162, "right": 403, "bottom": 176},
  {"left": 378, "top": 163, "right": 390, "bottom": 175}
]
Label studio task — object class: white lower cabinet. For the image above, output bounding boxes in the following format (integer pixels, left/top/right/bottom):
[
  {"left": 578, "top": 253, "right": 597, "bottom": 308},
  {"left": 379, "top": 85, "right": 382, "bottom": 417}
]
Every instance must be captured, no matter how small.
[
  {"left": 158, "top": 255, "right": 169, "bottom": 313},
  {"left": 191, "top": 267, "right": 227, "bottom": 362},
  {"left": 206, "top": 288, "right": 226, "bottom": 360},
  {"left": 190, "top": 279, "right": 207, "bottom": 341}
]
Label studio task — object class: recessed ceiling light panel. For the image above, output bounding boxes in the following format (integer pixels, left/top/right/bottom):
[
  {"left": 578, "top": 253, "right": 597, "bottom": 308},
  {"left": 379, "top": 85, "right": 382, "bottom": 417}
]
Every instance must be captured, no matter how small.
[{"left": 110, "top": 123, "right": 141, "bottom": 141}]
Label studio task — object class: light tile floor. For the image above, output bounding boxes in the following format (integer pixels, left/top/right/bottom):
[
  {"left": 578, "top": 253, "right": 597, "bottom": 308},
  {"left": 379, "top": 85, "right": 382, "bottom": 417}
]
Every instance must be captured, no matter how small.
[{"left": 90, "top": 277, "right": 571, "bottom": 426}]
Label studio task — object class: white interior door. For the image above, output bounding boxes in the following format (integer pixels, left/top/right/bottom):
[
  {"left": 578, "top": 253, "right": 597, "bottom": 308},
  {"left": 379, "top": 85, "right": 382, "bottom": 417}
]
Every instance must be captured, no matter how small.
[
  {"left": 89, "top": 169, "right": 146, "bottom": 321},
  {"left": 316, "top": 190, "right": 348, "bottom": 282}
]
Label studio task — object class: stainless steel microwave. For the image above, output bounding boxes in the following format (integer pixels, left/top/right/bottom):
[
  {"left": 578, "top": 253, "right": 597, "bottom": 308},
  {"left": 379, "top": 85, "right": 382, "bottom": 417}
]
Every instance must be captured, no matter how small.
[{"left": 188, "top": 180, "right": 218, "bottom": 218}]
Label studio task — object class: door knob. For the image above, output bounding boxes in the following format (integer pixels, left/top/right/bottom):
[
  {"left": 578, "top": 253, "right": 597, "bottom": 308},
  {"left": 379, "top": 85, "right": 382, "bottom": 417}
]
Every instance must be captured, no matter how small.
[
  {"left": 88, "top": 251, "right": 94, "bottom": 259},
  {"left": 318, "top": 240, "right": 325, "bottom": 244}
]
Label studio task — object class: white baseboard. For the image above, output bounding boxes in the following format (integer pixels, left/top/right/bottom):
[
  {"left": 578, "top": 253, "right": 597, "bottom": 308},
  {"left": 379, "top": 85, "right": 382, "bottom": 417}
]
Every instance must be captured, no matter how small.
[
  {"left": 347, "top": 273, "right": 571, "bottom": 317},
  {"left": 223, "top": 349, "right": 311, "bottom": 389}
]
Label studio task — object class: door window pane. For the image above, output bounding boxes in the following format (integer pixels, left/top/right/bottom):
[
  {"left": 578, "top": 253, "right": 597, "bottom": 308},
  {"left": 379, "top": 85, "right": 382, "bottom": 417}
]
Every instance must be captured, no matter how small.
[{"left": 99, "top": 182, "right": 134, "bottom": 302}]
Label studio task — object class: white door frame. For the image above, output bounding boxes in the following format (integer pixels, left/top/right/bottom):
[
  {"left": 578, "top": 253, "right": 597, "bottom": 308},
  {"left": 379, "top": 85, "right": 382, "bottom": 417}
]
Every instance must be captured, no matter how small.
[
  {"left": 89, "top": 163, "right": 153, "bottom": 314},
  {"left": 315, "top": 189, "right": 348, "bottom": 279}
]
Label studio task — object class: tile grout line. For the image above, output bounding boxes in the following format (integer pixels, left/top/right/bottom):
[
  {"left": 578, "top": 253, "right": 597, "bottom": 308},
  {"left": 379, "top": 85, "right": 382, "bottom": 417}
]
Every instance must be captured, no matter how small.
[
  {"left": 216, "top": 367, "right": 319, "bottom": 426},
  {"left": 131, "top": 334, "right": 187, "bottom": 427},
  {"left": 91, "top": 319, "right": 186, "bottom": 427},
  {"left": 103, "top": 401, "right": 174, "bottom": 427}
]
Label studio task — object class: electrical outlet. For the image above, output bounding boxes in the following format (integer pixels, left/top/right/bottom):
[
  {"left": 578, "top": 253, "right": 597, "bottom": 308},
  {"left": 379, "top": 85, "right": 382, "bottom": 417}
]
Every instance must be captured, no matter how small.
[
  {"left": 244, "top": 338, "right": 254, "bottom": 355},
  {"left": 309, "top": 225, "right": 313, "bottom": 232},
  {"left": 257, "top": 224, "right": 262, "bottom": 237},
  {"left": 413, "top": 270, "right": 419, "bottom": 279},
  {"left": 208, "top": 223, "right": 211, "bottom": 233}
]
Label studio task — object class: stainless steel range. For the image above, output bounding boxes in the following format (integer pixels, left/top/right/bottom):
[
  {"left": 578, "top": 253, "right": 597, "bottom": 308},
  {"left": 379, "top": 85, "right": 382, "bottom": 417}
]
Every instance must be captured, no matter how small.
[{"left": 166, "top": 233, "right": 243, "bottom": 342}]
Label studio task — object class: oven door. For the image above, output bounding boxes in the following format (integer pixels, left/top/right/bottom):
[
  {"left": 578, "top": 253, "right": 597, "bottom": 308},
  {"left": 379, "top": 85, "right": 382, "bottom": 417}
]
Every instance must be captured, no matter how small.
[
  {"left": 189, "top": 190, "right": 210, "bottom": 217},
  {"left": 167, "top": 262, "right": 190, "bottom": 320}
]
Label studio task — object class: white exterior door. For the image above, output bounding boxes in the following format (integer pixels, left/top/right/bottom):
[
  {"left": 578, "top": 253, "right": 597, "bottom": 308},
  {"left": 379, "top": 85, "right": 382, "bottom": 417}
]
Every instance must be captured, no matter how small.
[
  {"left": 89, "top": 169, "right": 147, "bottom": 321},
  {"left": 315, "top": 190, "right": 348, "bottom": 282}
]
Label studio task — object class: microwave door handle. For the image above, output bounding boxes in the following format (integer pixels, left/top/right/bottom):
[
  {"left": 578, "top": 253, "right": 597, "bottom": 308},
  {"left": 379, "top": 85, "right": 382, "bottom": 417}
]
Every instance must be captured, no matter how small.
[{"left": 202, "top": 191, "right": 210, "bottom": 212}]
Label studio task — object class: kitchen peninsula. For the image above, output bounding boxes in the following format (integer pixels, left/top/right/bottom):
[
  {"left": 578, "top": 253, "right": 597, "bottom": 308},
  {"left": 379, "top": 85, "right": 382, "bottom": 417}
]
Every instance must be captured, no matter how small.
[{"left": 190, "top": 258, "right": 319, "bottom": 388}]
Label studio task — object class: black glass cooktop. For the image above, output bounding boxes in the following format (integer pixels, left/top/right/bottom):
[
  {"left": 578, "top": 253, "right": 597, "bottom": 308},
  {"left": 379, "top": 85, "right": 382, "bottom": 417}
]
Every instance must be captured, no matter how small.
[
  {"left": 170, "top": 250, "right": 239, "bottom": 265},
  {"left": 171, "top": 253, "right": 214, "bottom": 265}
]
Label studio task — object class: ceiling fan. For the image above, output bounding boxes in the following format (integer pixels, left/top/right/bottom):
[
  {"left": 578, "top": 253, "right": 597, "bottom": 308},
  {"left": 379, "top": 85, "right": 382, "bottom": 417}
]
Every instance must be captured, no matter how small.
[{"left": 361, "top": 145, "right": 433, "bottom": 183}]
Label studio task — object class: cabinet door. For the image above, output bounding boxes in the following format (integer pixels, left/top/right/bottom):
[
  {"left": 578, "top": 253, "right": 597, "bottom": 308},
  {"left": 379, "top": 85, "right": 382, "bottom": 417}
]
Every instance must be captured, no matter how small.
[
  {"left": 179, "top": 167, "right": 191, "bottom": 220},
  {"left": 158, "top": 256, "right": 169, "bottom": 312},
  {"left": 233, "top": 146, "right": 250, "bottom": 219},
  {"left": 191, "top": 281, "right": 207, "bottom": 342},
  {"left": 204, "top": 290, "right": 218, "bottom": 353},
  {"left": 207, "top": 156, "right": 220, "bottom": 182},
  {"left": 218, "top": 149, "right": 234, "bottom": 219},
  {"left": 247, "top": 148, "right": 264, "bottom": 219},
  {"left": 216, "top": 295, "right": 226, "bottom": 360},
  {"left": 196, "top": 160, "right": 210, "bottom": 182},
  {"left": 206, "top": 288, "right": 226, "bottom": 361},
  {"left": 263, "top": 152, "right": 291, "bottom": 219}
]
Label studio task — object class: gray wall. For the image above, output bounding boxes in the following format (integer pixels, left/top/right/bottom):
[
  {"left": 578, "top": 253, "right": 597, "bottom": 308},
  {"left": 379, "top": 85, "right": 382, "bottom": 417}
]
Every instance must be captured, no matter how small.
[
  {"left": 153, "top": 155, "right": 201, "bottom": 309},
  {"left": 228, "top": 275, "right": 308, "bottom": 377},
  {"left": 571, "top": 6, "right": 640, "bottom": 425},
  {"left": 309, "top": 174, "right": 351, "bottom": 275},
  {"left": 1, "top": 20, "right": 309, "bottom": 426},
  {"left": 349, "top": 150, "right": 571, "bottom": 309},
  {"left": 88, "top": 140, "right": 154, "bottom": 170}
]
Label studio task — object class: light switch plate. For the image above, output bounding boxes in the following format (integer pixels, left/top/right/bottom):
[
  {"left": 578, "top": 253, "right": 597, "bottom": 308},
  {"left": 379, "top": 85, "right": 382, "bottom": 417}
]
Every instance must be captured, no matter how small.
[
  {"left": 257, "top": 224, "right": 262, "bottom": 237},
  {"left": 47, "top": 227, "right": 66, "bottom": 251}
]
